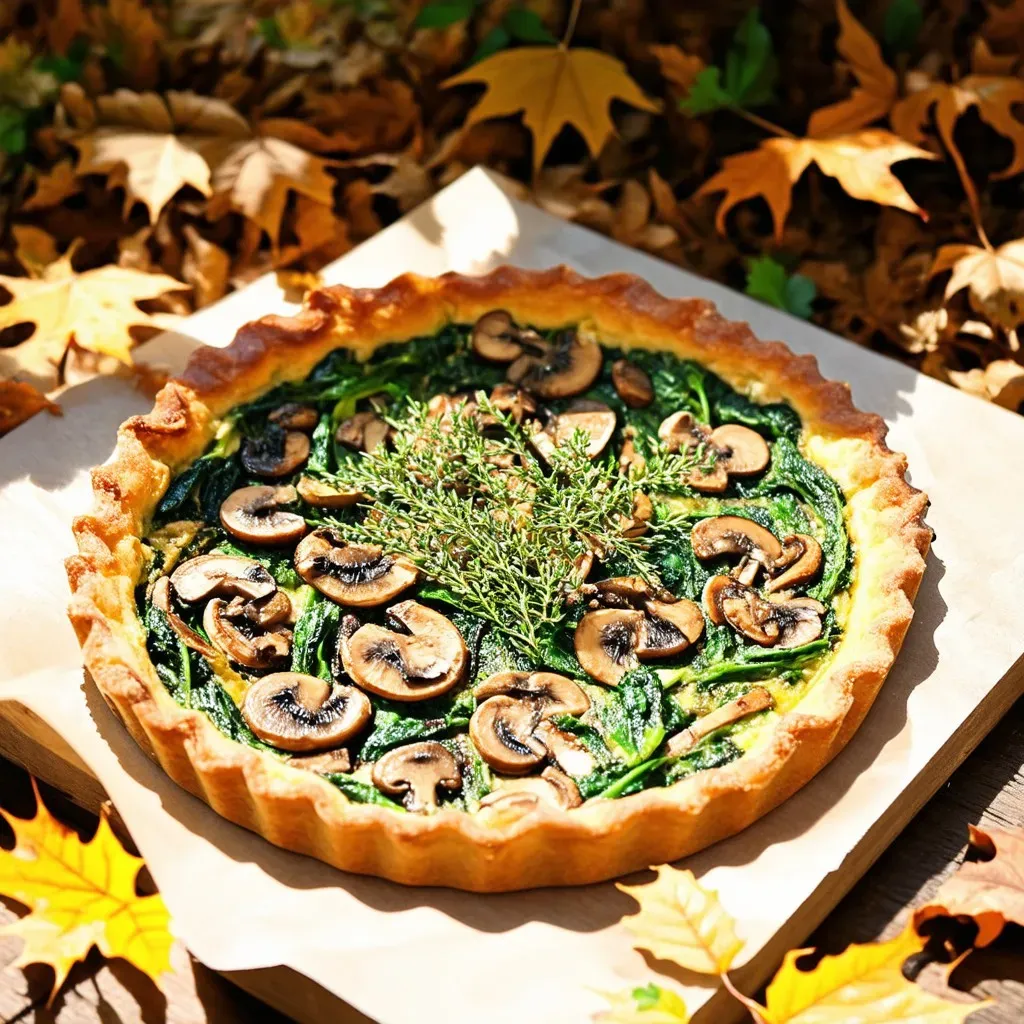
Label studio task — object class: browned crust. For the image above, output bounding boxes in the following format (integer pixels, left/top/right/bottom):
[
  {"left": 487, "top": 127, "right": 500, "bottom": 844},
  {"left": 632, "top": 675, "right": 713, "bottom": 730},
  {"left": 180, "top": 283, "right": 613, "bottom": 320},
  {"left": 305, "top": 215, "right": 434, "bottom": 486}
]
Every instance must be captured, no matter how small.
[{"left": 65, "top": 266, "right": 930, "bottom": 891}]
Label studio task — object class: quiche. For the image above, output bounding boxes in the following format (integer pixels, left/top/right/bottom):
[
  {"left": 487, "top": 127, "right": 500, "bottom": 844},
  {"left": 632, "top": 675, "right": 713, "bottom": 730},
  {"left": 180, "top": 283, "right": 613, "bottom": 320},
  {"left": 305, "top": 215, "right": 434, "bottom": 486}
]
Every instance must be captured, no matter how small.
[{"left": 66, "top": 267, "right": 930, "bottom": 891}]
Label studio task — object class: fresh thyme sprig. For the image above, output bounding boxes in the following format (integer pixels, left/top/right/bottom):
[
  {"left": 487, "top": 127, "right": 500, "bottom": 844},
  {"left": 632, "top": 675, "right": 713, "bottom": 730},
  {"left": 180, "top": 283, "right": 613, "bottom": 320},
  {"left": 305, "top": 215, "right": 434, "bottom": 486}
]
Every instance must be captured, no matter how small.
[{"left": 315, "top": 396, "right": 701, "bottom": 660}]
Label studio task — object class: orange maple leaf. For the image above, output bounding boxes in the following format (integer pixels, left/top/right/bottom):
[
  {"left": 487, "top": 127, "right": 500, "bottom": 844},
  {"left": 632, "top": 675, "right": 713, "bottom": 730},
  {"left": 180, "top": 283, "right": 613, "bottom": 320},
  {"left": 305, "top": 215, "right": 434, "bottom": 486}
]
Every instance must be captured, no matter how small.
[
  {"left": 0, "top": 783, "right": 173, "bottom": 1003},
  {"left": 698, "top": 130, "right": 934, "bottom": 240},
  {"left": 0, "top": 380, "right": 62, "bottom": 435},
  {"left": 916, "top": 824, "right": 1024, "bottom": 946},
  {"left": 444, "top": 46, "right": 659, "bottom": 172},
  {"left": 808, "top": 0, "right": 897, "bottom": 137}
]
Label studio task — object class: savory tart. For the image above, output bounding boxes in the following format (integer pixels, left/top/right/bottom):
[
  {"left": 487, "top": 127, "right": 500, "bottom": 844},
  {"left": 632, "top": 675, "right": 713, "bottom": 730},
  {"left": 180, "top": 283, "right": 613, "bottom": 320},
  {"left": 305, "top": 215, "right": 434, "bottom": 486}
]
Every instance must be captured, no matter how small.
[{"left": 66, "top": 267, "right": 930, "bottom": 891}]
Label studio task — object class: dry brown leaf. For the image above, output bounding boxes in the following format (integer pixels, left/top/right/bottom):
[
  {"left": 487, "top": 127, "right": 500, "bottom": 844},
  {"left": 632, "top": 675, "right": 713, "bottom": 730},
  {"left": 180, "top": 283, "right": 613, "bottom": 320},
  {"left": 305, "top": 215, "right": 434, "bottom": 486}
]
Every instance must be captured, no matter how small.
[
  {"left": 649, "top": 45, "right": 705, "bottom": 98},
  {"left": 891, "top": 76, "right": 1024, "bottom": 180},
  {"left": 611, "top": 179, "right": 678, "bottom": 253},
  {"left": 445, "top": 46, "right": 659, "bottom": 171},
  {"left": 932, "top": 239, "right": 1024, "bottom": 329},
  {"left": 47, "top": 0, "right": 86, "bottom": 55},
  {"left": 304, "top": 79, "right": 420, "bottom": 154},
  {"left": 88, "top": 0, "right": 165, "bottom": 90},
  {"left": 12, "top": 225, "right": 60, "bottom": 276},
  {"left": 984, "top": 0, "right": 1024, "bottom": 43},
  {"left": 22, "top": 160, "right": 81, "bottom": 212},
  {"left": 0, "top": 239, "right": 184, "bottom": 385},
  {"left": 182, "top": 225, "right": 230, "bottom": 307},
  {"left": 971, "top": 38, "right": 1019, "bottom": 77},
  {"left": 344, "top": 178, "right": 383, "bottom": 240},
  {"left": 370, "top": 157, "right": 434, "bottom": 212},
  {"left": 917, "top": 824, "right": 1024, "bottom": 943},
  {"left": 948, "top": 360, "right": 1024, "bottom": 409},
  {"left": 698, "top": 131, "right": 934, "bottom": 240},
  {"left": 0, "top": 380, "right": 62, "bottom": 436},
  {"left": 808, "top": 0, "right": 897, "bottom": 137}
]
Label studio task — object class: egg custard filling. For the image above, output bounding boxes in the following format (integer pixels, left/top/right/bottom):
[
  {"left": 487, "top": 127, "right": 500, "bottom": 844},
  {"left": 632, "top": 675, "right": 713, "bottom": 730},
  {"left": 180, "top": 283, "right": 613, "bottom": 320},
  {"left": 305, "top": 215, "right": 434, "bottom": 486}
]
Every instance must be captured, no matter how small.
[{"left": 138, "top": 312, "right": 851, "bottom": 815}]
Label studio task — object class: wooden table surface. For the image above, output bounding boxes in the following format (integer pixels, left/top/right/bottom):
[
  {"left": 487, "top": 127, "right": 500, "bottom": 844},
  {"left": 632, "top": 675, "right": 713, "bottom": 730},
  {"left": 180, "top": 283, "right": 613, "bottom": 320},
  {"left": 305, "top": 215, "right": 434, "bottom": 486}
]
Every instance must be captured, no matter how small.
[{"left": 3, "top": 700, "right": 1023, "bottom": 1024}]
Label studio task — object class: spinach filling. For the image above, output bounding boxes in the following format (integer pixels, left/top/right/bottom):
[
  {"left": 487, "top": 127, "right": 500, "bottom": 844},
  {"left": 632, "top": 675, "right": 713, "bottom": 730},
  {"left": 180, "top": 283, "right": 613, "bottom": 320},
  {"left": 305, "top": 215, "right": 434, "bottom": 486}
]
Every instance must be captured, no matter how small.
[{"left": 139, "top": 320, "right": 852, "bottom": 810}]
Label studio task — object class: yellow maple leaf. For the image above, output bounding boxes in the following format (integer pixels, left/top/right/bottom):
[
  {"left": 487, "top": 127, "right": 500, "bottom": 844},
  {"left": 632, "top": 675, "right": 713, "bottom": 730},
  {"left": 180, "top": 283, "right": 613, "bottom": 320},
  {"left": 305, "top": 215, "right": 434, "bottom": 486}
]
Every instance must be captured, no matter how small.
[
  {"left": 697, "top": 130, "right": 934, "bottom": 240},
  {"left": 0, "top": 380, "right": 62, "bottom": 435},
  {"left": 932, "top": 240, "right": 1024, "bottom": 329},
  {"left": 596, "top": 983, "right": 690, "bottom": 1023},
  {"left": 0, "top": 238, "right": 184, "bottom": 385},
  {"left": 761, "top": 923, "right": 986, "bottom": 1023},
  {"left": 0, "top": 783, "right": 173, "bottom": 1004},
  {"left": 619, "top": 866, "right": 743, "bottom": 975},
  {"left": 808, "top": 0, "right": 897, "bottom": 137},
  {"left": 444, "top": 46, "right": 659, "bottom": 172}
]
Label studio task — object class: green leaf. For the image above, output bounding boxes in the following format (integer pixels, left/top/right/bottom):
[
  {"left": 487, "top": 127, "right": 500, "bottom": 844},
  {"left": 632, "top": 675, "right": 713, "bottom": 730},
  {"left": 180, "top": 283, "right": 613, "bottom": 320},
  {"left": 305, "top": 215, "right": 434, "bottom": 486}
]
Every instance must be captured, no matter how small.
[
  {"left": 472, "top": 25, "right": 511, "bottom": 63},
  {"left": 678, "top": 67, "right": 733, "bottom": 115},
  {"left": 415, "top": 0, "right": 475, "bottom": 28},
  {"left": 598, "top": 666, "right": 666, "bottom": 767},
  {"left": 325, "top": 773, "right": 405, "bottom": 809},
  {"left": 289, "top": 590, "right": 340, "bottom": 679},
  {"left": 0, "top": 107, "right": 27, "bottom": 155},
  {"left": 502, "top": 7, "right": 556, "bottom": 44},
  {"left": 883, "top": 0, "right": 923, "bottom": 53},
  {"left": 632, "top": 982, "right": 690, "bottom": 1019},
  {"left": 745, "top": 256, "right": 816, "bottom": 320},
  {"left": 256, "top": 16, "right": 287, "bottom": 48}
]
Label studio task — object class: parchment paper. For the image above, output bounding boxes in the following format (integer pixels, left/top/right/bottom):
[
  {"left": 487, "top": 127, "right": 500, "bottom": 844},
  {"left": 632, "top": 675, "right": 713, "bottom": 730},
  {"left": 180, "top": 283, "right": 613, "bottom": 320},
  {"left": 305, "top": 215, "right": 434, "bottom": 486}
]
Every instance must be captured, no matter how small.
[{"left": 3, "top": 168, "right": 1024, "bottom": 1023}]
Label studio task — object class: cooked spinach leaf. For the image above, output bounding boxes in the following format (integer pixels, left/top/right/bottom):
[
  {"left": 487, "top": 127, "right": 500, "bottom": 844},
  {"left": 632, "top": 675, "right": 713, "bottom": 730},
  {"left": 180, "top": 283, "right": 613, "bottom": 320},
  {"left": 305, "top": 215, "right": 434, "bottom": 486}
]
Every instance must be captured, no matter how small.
[
  {"left": 290, "top": 590, "right": 340, "bottom": 679},
  {"left": 145, "top": 603, "right": 191, "bottom": 703},
  {"left": 359, "top": 689, "right": 475, "bottom": 762},
  {"left": 325, "top": 773, "right": 405, "bottom": 809},
  {"left": 595, "top": 666, "right": 666, "bottom": 767}
]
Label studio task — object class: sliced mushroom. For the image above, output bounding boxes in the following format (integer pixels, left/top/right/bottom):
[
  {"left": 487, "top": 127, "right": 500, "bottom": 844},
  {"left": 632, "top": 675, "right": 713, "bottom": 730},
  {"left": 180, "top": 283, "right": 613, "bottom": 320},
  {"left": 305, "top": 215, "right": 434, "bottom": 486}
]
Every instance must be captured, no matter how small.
[
  {"left": 268, "top": 403, "right": 318, "bottom": 432},
  {"left": 658, "top": 413, "right": 770, "bottom": 491},
  {"left": 471, "top": 310, "right": 541, "bottom": 363},
  {"left": 530, "top": 400, "right": 617, "bottom": 462},
  {"left": 619, "top": 430, "right": 646, "bottom": 476},
  {"left": 711, "top": 423, "right": 770, "bottom": 475},
  {"left": 771, "top": 598, "right": 825, "bottom": 648},
  {"left": 593, "top": 575, "right": 662, "bottom": 607},
  {"left": 170, "top": 554, "right": 276, "bottom": 603},
  {"left": 666, "top": 686, "right": 773, "bottom": 757},
  {"left": 638, "top": 598, "right": 705, "bottom": 658},
  {"left": 288, "top": 748, "right": 352, "bottom": 775},
  {"left": 719, "top": 587, "right": 781, "bottom": 646},
  {"left": 469, "top": 695, "right": 547, "bottom": 774},
  {"left": 611, "top": 359, "right": 654, "bottom": 408},
  {"left": 342, "top": 600, "right": 467, "bottom": 702},
  {"left": 296, "top": 475, "right": 363, "bottom": 509},
  {"left": 150, "top": 575, "right": 218, "bottom": 658},
  {"left": 506, "top": 327, "right": 602, "bottom": 399},
  {"left": 220, "top": 485, "right": 307, "bottom": 546},
  {"left": 335, "top": 411, "right": 390, "bottom": 453},
  {"left": 203, "top": 598, "right": 292, "bottom": 668},
  {"left": 574, "top": 607, "right": 645, "bottom": 686},
  {"left": 479, "top": 767, "right": 582, "bottom": 811},
  {"left": 473, "top": 671, "right": 590, "bottom": 717},
  {"left": 371, "top": 741, "right": 462, "bottom": 812},
  {"left": 241, "top": 424, "right": 310, "bottom": 478},
  {"left": 691, "top": 515, "right": 785, "bottom": 569},
  {"left": 223, "top": 590, "right": 292, "bottom": 628},
  {"left": 767, "top": 534, "right": 823, "bottom": 593},
  {"left": 294, "top": 528, "right": 418, "bottom": 606},
  {"left": 533, "top": 719, "right": 595, "bottom": 776},
  {"left": 488, "top": 382, "right": 538, "bottom": 425},
  {"left": 701, "top": 574, "right": 737, "bottom": 626},
  {"left": 241, "top": 672, "right": 371, "bottom": 752},
  {"left": 619, "top": 492, "right": 654, "bottom": 538}
]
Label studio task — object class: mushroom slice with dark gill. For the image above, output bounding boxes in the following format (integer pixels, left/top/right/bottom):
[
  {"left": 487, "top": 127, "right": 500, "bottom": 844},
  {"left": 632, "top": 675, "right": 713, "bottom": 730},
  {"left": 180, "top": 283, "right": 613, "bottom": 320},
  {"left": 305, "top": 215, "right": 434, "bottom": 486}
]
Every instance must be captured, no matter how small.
[
  {"left": 342, "top": 600, "right": 468, "bottom": 701},
  {"left": 268, "top": 403, "right": 318, "bottom": 432},
  {"left": 619, "top": 492, "right": 653, "bottom": 538},
  {"left": 703, "top": 576, "right": 823, "bottom": 647},
  {"left": 666, "top": 687, "right": 774, "bottom": 757},
  {"left": 220, "top": 485, "right": 307, "bottom": 546},
  {"left": 611, "top": 358, "right": 654, "bottom": 408},
  {"left": 223, "top": 590, "right": 292, "bottom": 628},
  {"left": 471, "top": 310, "right": 544, "bottom": 363},
  {"left": 296, "top": 475, "right": 363, "bottom": 509},
  {"left": 336, "top": 410, "right": 390, "bottom": 453},
  {"left": 150, "top": 576, "right": 218, "bottom": 658},
  {"left": 241, "top": 672, "right": 371, "bottom": 752},
  {"left": 371, "top": 741, "right": 461, "bottom": 812},
  {"left": 473, "top": 671, "right": 590, "bottom": 717},
  {"left": 769, "top": 595, "right": 825, "bottom": 648},
  {"left": 479, "top": 767, "right": 582, "bottom": 812},
  {"left": 658, "top": 413, "right": 770, "bottom": 491},
  {"left": 506, "top": 326, "right": 603, "bottom": 399},
  {"left": 203, "top": 598, "right": 292, "bottom": 668},
  {"left": 294, "top": 528, "right": 418, "bottom": 606},
  {"left": 638, "top": 598, "right": 705, "bottom": 658},
  {"left": 691, "top": 515, "right": 785, "bottom": 572},
  {"left": 529, "top": 400, "right": 617, "bottom": 463},
  {"left": 468, "top": 695, "right": 547, "bottom": 774},
  {"left": 767, "top": 534, "right": 823, "bottom": 593},
  {"left": 241, "top": 423, "right": 310, "bottom": 478},
  {"left": 573, "top": 607, "right": 645, "bottom": 686},
  {"left": 170, "top": 554, "right": 276, "bottom": 603}
]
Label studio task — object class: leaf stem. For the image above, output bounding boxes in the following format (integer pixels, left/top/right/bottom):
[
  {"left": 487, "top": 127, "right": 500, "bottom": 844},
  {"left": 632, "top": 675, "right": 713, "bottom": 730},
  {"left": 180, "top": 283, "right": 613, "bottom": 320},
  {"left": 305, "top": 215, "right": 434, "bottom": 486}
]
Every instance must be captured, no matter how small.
[
  {"left": 561, "top": 0, "right": 582, "bottom": 48},
  {"left": 720, "top": 972, "right": 768, "bottom": 1022},
  {"left": 730, "top": 106, "right": 797, "bottom": 140}
]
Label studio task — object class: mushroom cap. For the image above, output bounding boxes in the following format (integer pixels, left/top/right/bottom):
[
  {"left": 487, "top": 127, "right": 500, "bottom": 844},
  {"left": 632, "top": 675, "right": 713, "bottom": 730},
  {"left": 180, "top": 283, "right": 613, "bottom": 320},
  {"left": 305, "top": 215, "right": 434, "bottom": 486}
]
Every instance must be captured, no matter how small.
[
  {"left": 336, "top": 410, "right": 389, "bottom": 453},
  {"left": 268, "top": 403, "right": 318, "bottom": 432},
  {"left": 506, "top": 328, "right": 602, "bottom": 399},
  {"left": 773, "top": 600, "right": 824, "bottom": 648},
  {"left": 371, "top": 741, "right": 462, "bottom": 812},
  {"left": 241, "top": 672, "right": 371, "bottom": 753},
  {"left": 241, "top": 425, "right": 310, "bottom": 478},
  {"left": 702, "top": 574, "right": 741, "bottom": 626},
  {"left": 658, "top": 410, "right": 709, "bottom": 452},
  {"left": 488, "top": 382, "right": 537, "bottom": 424},
  {"left": 620, "top": 492, "right": 654, "bottom": 538},
  {"left": 532, "top": 719, "right": 595, "bottom": 777},
  {"left": 223, "top": 590, "right": 293, "bottom": 628},
  {"left": 638, "top": 598, "right": 705, "bottom": 658},
  {"left": 472, "top": 310, "right": 524, "bottom": 362},
  {"left": 593, "top": 575, "right": 672, "bottom": 607},
  {"left": 170, "top": 554, "right": 276, "bottom": 603},
  {"left": 480, "top": 767, "right": 582, "bottom": 812},
  {"left": 469, "top": 695, "right": 547, "bottom": 774},
  {"left": 574, "top": 607, "right": 645, "bottom": 686},
  {"left": 203, "top": 598, "right": 292, "bottom": 668},
  {"left": 296, "top": 475, "right": 363, "bottom": 508},
  {"left": 219, "top": 485, "right": 307, "bottom": 546},
  {"left": 342, "top": 601, "right": 468, "bottom": 702},
  {"left": 473, "top": 671, "right": 590, "bottom": 717},
  {"left": 151, "top": 575, "right": 218, "bottom": 658},
  {"left": 531, "top": 400, "right": 617, "bottom": 463},
  {"left": 767, "top": 534, "right": 824, "bottom": 592},
  {"left": 611, "top": 359, "right": 654, "bottom": 408},
  {"left": 709, "top": 424, "right": 770, "bottom": 475},
  {"left": 690, "top": 515, "right": 785, "bottom": 567},
  {"left": 294, "top": 528, "right": 418, "bottom": 606}
]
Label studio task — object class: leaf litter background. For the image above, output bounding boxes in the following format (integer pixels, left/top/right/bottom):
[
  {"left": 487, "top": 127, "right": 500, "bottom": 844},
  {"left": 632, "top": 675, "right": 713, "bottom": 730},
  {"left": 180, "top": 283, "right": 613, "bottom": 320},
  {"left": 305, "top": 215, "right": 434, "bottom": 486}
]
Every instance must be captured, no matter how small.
[{"left": 2, "top": 1, "right": 1024, "bottom": 1021}]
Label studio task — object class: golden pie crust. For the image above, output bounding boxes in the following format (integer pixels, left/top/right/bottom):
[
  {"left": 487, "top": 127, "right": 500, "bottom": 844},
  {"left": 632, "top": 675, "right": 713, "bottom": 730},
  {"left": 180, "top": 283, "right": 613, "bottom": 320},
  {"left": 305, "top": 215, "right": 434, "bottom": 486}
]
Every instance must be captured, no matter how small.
[{"left": 66, "top": 266, "right": 930, "bottom": 891}]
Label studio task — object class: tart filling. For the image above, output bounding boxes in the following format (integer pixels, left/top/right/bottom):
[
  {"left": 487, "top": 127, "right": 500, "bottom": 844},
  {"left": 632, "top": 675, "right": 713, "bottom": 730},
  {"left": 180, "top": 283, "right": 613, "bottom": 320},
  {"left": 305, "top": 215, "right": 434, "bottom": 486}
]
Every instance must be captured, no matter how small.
[{"left": 139, "top": 312, "right": 853, "bottom": 815}]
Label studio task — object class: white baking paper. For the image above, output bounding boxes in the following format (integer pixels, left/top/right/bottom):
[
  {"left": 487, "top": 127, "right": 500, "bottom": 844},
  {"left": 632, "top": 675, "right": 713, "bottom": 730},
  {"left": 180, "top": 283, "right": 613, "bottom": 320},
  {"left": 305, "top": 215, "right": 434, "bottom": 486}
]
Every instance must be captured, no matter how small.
[{"left": 3, "top": 168, "right": 1024, "bottom": 1023}]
